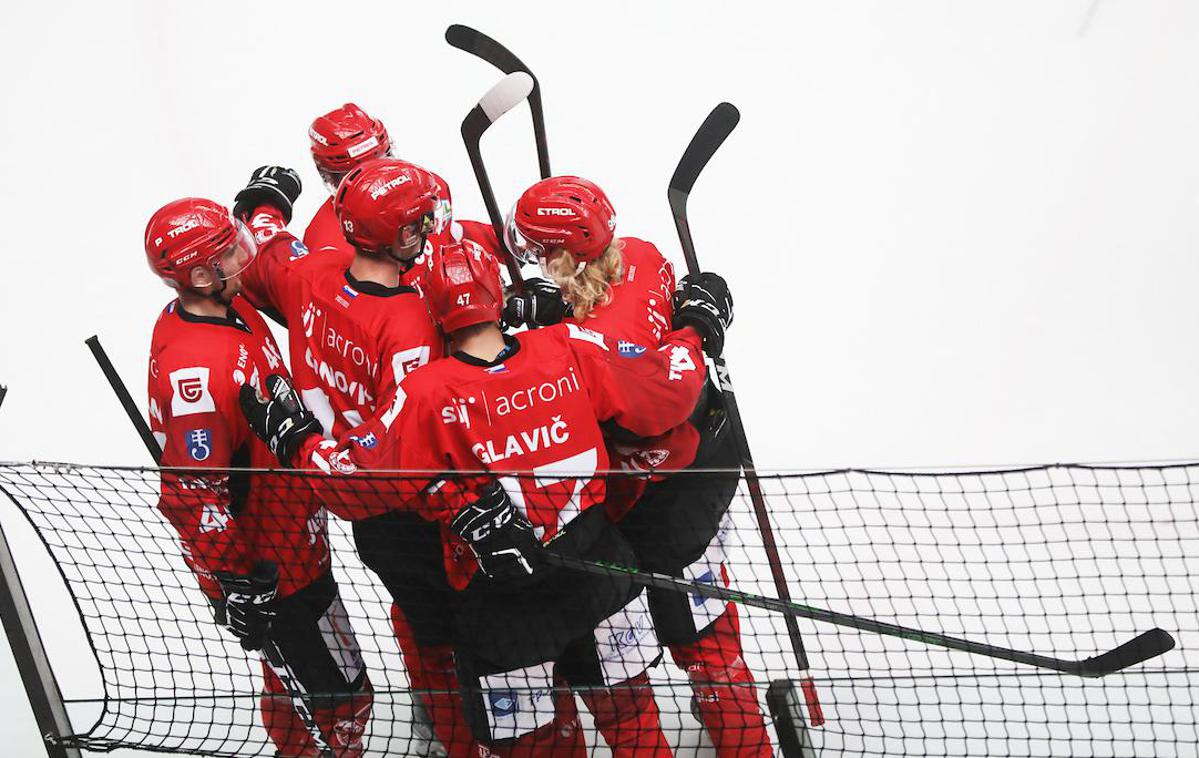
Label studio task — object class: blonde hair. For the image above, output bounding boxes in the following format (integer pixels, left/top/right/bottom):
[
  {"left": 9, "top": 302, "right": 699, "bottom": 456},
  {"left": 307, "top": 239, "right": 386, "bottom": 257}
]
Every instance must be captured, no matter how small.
[{"left": 543, "top": 240, "right": 625, "bottom": 320}]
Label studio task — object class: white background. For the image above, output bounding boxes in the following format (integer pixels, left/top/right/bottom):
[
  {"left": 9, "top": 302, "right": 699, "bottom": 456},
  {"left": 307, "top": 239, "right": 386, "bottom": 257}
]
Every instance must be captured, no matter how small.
[{"left": 2, "top": 1, "right": 1198, "bottom": 755}]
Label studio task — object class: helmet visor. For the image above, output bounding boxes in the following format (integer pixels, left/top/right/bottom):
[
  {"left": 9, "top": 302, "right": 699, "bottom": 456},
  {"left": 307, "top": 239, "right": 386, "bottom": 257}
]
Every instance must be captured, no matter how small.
[
  {"left": 504, "top": 204, "right": 545, "bottom": 265},
  {"left": 207, "top": 219, "right": 258, "bottom": 280}
]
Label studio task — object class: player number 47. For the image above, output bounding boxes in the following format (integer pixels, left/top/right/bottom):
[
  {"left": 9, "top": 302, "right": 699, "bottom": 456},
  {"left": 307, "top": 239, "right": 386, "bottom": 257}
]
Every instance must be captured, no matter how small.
[{"left": 457, "top": 293, "right": 472, "bottom": 306}]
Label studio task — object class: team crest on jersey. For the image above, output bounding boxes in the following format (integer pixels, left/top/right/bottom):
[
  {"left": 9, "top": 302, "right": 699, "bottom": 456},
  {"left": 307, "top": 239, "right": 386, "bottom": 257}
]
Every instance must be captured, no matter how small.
[
  {"left": 169, "top": 367, "right": 215, "bottom": 416},
  {"left": 185, "top": 429, "right": 212, "bottom": 461},
  {"left": 288, "top": 240, "right": 310, "bottom": 261},
  {"left": 348, "top": 432, "right": 378, "bottom": 449},
  {"left": 617, "top": 340, "right": 647, "bottom": 358}
]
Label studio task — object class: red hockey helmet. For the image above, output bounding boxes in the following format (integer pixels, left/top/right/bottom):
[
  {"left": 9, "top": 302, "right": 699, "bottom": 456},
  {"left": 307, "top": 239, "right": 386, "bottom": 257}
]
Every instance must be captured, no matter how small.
[
  {"left": 334, "top": 158, "right": 444, "bottom": 257},
  {"left": 144, "top": 198, "right": 257, "bottom": 289},
  {"left": 309, "top": 103, "right": 392, "bottom": 193},
  {"left": 505, "top": 176, "right": 617, "bottom": 265},
  {"left": 424, "top": 241, "right": 504, "bottom": 333}
]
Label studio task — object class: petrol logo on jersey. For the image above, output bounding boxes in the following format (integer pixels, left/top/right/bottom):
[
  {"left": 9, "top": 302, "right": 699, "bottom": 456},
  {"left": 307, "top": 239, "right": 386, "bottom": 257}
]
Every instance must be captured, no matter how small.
[
  {"left": 185, "top": 429, "right": 213, "bottom": 461},
  {"left": 169, "top": 367, "right": 215, "bottom": 416},
  {"left": 617, "top": 340, "right": 647, "bottom": 358}
]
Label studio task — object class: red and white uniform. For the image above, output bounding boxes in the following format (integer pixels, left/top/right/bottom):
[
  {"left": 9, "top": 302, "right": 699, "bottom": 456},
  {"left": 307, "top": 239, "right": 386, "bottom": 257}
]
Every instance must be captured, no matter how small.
[
  {"left": 568, "top": 239, "right": 771, "bottom": 757},
  {"left": 384, "top": 322, "right": 705, "bottom": 587},
  {"left": 302, "top": 198, "right": 349, "bottom": 257},
  {"left": 573, "top": 237, "right": 676, "bottom": 347},
  {"left": 148, "top": 298, "right": 328, "bottom": 600},
  {"left": 240, "top": 206, "right": 444, "bottom": 444}
]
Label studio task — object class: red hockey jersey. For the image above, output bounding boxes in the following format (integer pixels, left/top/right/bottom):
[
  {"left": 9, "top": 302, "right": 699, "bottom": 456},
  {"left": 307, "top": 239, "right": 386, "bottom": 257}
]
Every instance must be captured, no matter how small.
[
  {"left": 302, "top": 197, "right": 351, "bottom": 258},
  {"left": 239, "top": 206, "right": 446, "bottom": 448},
  {"left": 147, "top": 298, "right": 330, "bottom": 600},
  {"left": 571, "top": 237, "right": 676, "bottom": 348},
  {"left": 564, "top": 237, "right": 700, "bottom": 492},
  {"left": 384, "top": 322, "right": 707, "bottom": 587}
]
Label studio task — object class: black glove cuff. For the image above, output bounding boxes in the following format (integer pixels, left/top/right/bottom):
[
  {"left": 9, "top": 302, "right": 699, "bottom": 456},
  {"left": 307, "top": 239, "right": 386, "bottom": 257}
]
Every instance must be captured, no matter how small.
[
  {"left": 233, "top": 185, "right": 294, "bottom": 224},
  {"left": 275, "top": 417, "right": 323, "bottom": 468},
  {"left": 675, "top": 308, "right": 725, "bottom": 359}
]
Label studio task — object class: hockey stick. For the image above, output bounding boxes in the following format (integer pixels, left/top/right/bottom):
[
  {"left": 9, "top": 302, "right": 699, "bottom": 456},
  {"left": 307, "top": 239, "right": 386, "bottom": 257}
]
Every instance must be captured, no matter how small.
[
  {"left": 84, "top": 335, "right": 335, "bottom": 757},
  {"left": 542, "top": 551, "right": 1176, "bottom": 678},
  {"left": 667, "top": 103, "right": 825, "bottom": 727},
  {"left": 461, "top": 71, "right": 536, "bottom": 290},
  {"left": 446, "top": 24, "right": 551, "bottom": 179},
  {"left": 86, "top": 337, "right": 161, "bottom": 461},
  {"left": 0, "top": 385, "right": 7, "bottom": 411}
]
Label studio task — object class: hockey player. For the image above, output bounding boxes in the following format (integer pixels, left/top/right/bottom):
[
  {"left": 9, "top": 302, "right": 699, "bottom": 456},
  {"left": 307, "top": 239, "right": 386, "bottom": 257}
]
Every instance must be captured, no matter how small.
[
  {"left": 239, "top": 238, "right": 734, "bottom": 756},
  {"left": 229, "top": 158, "right": 491, "bottom": 756},
  {"left": 503, "top": 176, "right": 771, "bottom": 757},
  {"left": 143, "top": 198, "right": 372, "bottom": 757},
  {"left": 304, "top": 102, "right": 392, "bottom": 254},
  {"left": 304, "top": 102, "right": 452, "bottom": 269}
]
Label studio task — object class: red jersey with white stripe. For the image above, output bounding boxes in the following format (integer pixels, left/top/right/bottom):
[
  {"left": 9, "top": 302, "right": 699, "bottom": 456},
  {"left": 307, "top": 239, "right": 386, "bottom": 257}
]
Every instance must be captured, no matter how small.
[
  {"left": 239, "top": 206, "right": 444, "bottom": 449},
  {"left": 382, "top": 322, "right": 707, "bottom": 588},
  {"left": 570, "top": 237, "right": 676, "bottom": 348},
  {"left": 564, "top": 237, "right": 700, "bottom": 490},
  {"left": 243, "top": 208, "right": 504, "bottom": 457},
  {"left": 147, "top": 298, "right": 330, "bottom": 599}
]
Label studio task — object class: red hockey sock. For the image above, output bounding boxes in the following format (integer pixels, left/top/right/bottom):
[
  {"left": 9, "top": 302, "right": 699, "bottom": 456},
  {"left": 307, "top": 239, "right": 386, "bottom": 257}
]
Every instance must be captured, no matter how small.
[
  {"left": 579, "top": 671, "right": 674, "bottom": 757},
  {"left": 390, "top": 602, "right": 479, "bottom": 757},
  {"left": 669, "top": 605, "right": 772, "bottom": 758},
  {"left": 260, "top": 664, "right": 373, "bottom": 758},
  {"left": 481, "top": 685, "right": 586, "bottom": 757}
]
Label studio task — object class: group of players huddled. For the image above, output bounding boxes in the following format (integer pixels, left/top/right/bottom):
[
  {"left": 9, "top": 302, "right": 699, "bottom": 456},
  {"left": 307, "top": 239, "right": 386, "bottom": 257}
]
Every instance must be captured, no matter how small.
[{"left": 143, "top": 102, "right": 767, "bottom": 756}]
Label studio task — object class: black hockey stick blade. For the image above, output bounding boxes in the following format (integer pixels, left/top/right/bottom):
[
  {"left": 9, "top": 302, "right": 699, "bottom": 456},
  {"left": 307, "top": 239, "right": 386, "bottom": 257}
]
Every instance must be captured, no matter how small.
[
  {"left": 668, "top": 103, "right": 740, "bottom": 276},
  {"left": 0, "top": 385, "right": 6, "bottom": 411},
  {"left": 544, "top": 550, "right": 1177, "bottom": 678},
  {"left": 1073, "top": 628, "right": 1176, "bottom": 678},
  {"left": 461, "top": 72, "right": 536, "bottom": 288},
  {"left": 446, "top": 24, "right": 551, "bottom": 178}
]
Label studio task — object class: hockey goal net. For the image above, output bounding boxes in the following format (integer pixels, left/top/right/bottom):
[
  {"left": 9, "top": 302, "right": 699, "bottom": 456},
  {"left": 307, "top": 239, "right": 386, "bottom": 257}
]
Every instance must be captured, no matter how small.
[{"left": 0, "top": 461, "right": 1194, "bottom": 757}]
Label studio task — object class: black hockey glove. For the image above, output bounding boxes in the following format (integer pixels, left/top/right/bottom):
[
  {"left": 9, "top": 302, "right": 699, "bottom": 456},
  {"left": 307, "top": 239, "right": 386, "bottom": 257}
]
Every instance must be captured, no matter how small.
[
  {"left": 501, "top": 278, "right": 572, "bottom": 330},
  {"left": 232, "top": 166, "right": 303, "bottom": 223},
  {"left": 672, "top": 272, "right": 734, "bottom": 359},
  {"left": 214, "top": 561, "right": 278, "bottom": 651},
  {"left": 449, "top": 481, "right": 543, "bottom": 583},
  {"left": 238, "top": 374, "right": 322, "bottom": 467}
]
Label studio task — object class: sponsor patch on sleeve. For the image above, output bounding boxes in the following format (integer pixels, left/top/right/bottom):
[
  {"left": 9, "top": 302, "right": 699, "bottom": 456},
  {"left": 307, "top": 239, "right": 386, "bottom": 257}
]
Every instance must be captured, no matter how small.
[{"left": 617, "top": 340, "right": 647, "bottom": 358}]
